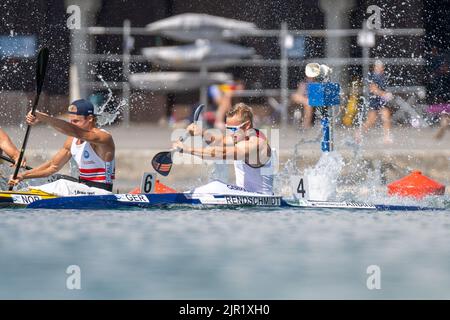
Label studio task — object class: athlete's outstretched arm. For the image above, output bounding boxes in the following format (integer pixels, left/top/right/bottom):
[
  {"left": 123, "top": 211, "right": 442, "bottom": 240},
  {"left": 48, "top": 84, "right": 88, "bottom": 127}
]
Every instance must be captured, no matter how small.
[
  {"left": 26, "top": 111, "right": 113, "bottom": 146},
  {"left": 174, "top": 137, "right": 265, "bottom": 163}
]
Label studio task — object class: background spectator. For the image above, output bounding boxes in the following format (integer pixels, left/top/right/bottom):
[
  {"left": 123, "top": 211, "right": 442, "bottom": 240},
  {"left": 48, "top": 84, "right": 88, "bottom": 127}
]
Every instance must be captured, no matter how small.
[
  {"left": 291, "top": 76, "right": 315, "bottom": 129},
  {"left": 356, "top": 60, "right": 394, "bottom": 144},
  {"left": 205, "top": 80, "right": 245, "bottom": 130}
]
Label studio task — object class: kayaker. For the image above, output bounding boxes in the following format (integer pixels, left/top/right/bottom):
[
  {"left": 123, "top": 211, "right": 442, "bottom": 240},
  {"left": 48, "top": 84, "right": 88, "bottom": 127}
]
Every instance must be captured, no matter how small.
[
  {"left": 0, "top": 128, "right": 25, "bottom": 167},
  {"left": 173, "top": 102, "right": 274, "bottom": 195},
  {"left": 8, "top": 99, "right": 115, "bottom": 194}
]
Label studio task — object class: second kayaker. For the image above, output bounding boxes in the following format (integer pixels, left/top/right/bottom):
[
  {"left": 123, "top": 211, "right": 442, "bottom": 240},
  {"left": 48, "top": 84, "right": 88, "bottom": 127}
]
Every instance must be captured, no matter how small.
[{"left": 173, "top": 103, "right": 275, "bottom": 195}]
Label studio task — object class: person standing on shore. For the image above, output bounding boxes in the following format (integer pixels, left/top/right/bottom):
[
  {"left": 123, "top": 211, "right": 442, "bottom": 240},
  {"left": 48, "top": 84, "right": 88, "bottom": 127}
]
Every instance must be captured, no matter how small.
[
  {"left": 291, "top": 76, "right": 315, "bottom": 129},
  {"left": 356, "top": 60, "right": 394, "bottom": 144}
]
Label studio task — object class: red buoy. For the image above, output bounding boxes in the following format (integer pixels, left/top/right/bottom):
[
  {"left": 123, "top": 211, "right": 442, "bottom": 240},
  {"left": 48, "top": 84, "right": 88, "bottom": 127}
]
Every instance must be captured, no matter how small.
[{"left": 387, "top": 170, "right": 445, "bottom": 199}]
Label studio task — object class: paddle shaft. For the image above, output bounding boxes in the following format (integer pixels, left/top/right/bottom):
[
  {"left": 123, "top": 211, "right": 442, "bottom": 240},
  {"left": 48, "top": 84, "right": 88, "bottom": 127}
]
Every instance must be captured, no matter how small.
[
  {"left": 174, "top": 104, "right": 205, "bottom": 148},
  {"left": 9, "top": 98, "right": 40, "bottom": 190},
  {"left": 0, "top": 154, "right": 33, "bottom": 170},
  {"left": 9, "top": 48, "right": 49, "bottom": 190},
  {"left": 169, "top": 103, "right": 205, "bottom": 151},
  {"left": 0, "top": 154, "right": 77, "bottom": 183},
  {"left": 1, "top": 154, "right": 33, "bottom": 170}
]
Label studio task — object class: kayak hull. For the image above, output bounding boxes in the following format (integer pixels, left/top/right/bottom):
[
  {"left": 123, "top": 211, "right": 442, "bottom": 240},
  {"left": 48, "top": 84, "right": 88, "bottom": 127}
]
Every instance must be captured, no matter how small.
[
  {"left": 0, "top": 190, "right": 57, "bottom": 208},
  {"left": 0, "top": 191, "right": 443, "bottom": 211}
]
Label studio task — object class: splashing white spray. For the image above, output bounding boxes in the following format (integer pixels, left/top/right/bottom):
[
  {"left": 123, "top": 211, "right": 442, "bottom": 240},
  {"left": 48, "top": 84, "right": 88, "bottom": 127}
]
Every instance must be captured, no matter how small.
[{"left": 93, "top": 74, "right": 126, "bottom": 127}]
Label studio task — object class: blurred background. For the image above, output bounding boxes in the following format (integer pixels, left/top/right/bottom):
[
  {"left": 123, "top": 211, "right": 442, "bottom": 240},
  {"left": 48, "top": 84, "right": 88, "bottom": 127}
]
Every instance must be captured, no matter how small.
[
  {"left": 0, "top": 0, "right": 449, "bottom": 191},
  {"left": 0, "top": 0, "right": 448, "bottom": 128}
]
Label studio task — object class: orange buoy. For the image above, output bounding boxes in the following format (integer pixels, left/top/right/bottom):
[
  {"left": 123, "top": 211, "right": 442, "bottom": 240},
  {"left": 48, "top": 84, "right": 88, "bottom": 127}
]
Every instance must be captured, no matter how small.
[
  {"left": 129, "top": 186, "right": 141, "bottom": 194},
  {"left": 387, "top": 170, "right": 445, "bottom": 199},
  {"left": 154, "top": 180, "right": 177, "bottom": 193},
  {"left": 129, "top": 180, "right": 177, "bottom": 194}
]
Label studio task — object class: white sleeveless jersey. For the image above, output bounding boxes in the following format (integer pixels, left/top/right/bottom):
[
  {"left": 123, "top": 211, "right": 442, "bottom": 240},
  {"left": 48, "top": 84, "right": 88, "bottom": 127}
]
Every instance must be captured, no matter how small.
[
  {"left": 70, "top": 136, "right": 115, "bottom": 184},
  {"left": 233, "top": 129, "right": 274, "bottom": 195},
  {"left": 234, "top": 159, "right": 274, "bottom": 195}
]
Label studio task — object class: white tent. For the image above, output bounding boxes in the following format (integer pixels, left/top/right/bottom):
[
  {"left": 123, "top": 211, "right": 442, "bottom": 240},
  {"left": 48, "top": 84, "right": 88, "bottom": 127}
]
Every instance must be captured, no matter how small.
[
  {"left": 129, "top": 71, "right": 232, "bottom": 92},
  {"left": 145, "top": 13, "right": 258, "bottom": 42},
  {"left": 141, "top": 39, "right": 255, "bottom": 68}
]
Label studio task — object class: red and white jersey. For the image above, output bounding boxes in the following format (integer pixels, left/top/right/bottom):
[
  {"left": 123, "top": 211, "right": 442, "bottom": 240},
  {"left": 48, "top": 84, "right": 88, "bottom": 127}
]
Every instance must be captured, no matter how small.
[{"left": 70, "top": 135, "right": 115, "bottom": 184}]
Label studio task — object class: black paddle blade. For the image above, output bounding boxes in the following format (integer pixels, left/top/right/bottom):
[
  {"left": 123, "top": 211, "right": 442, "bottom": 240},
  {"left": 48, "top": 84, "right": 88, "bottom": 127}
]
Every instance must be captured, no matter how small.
[
  {"left": 151, "top": 151, "right": 173, "bottom": 176},
  {"left": 36, "top": 47, "right": 49, "bottom": 96}
]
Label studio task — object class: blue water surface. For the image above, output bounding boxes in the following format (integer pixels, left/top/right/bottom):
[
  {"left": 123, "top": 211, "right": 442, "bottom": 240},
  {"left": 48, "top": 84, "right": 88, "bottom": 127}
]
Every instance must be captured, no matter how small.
[{"left": 1, "top": 206, "right": 449, "bottom": 299}]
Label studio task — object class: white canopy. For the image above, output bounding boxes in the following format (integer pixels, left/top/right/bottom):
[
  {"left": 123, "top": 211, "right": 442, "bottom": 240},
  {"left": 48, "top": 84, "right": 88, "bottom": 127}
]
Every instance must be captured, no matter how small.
[
  {"left": 129, "top": 71, "right": 232, "bottom": 92},
  {"left": 146, "top": 13, "right": 258, "bottom": 41},
  {"left": 142, "top": 39, "right": 255, "bottom": 67}
]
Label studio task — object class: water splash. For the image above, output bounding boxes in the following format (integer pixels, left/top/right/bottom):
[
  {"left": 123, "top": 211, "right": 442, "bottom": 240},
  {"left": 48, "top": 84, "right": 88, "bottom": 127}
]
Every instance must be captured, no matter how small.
[
  {"left": 304, "top": 152, "right": 345, "bottom": 201},
  {"left": 210, "top": 162, "right": 230, "bottom": 183},
  {"left": 274, "top": 157, "right": 299, "bottom": 196},
  {"left": 93, "top": 75, "right": 125, "bottom": 127}
]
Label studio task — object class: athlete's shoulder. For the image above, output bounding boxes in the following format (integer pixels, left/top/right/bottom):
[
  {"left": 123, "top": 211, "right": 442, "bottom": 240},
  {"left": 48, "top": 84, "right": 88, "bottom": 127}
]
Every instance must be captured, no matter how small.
[
  {"left": 63, "top": 136, "right": 75, "bottom": 148},
  {"left": 98, "top": 128, "right": 110, "bottom": 134},
  {"left": 93, "top": 128, "right": 113, "bottom": 138},
  {"left": 94, "top": 128, "right": 115, "bottom": 147},
  {"left": 247, "top": 128, "right": 267, "bottom": 141}
]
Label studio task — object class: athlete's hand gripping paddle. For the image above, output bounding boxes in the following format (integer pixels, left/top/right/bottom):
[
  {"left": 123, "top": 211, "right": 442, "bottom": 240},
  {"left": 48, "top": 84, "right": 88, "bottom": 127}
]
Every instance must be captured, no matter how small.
[
  {"left": 1, "top": 154, "right": 77, "bottom": 183},
  {"left": 151, "top": 104, "right": 204, "bottom": 176}
]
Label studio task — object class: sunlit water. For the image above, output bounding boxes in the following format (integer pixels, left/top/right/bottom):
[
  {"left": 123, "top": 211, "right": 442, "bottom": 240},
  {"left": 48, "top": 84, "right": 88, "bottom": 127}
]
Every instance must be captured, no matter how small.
[{"left": 1, "top": 206, "right": 449, "bottom": 299}]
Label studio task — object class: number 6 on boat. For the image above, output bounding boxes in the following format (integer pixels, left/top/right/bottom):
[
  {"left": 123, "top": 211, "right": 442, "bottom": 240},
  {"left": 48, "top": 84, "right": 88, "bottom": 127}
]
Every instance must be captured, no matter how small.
[{"left": 140, "top": 172, "right": 156, "bottom": 194}]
